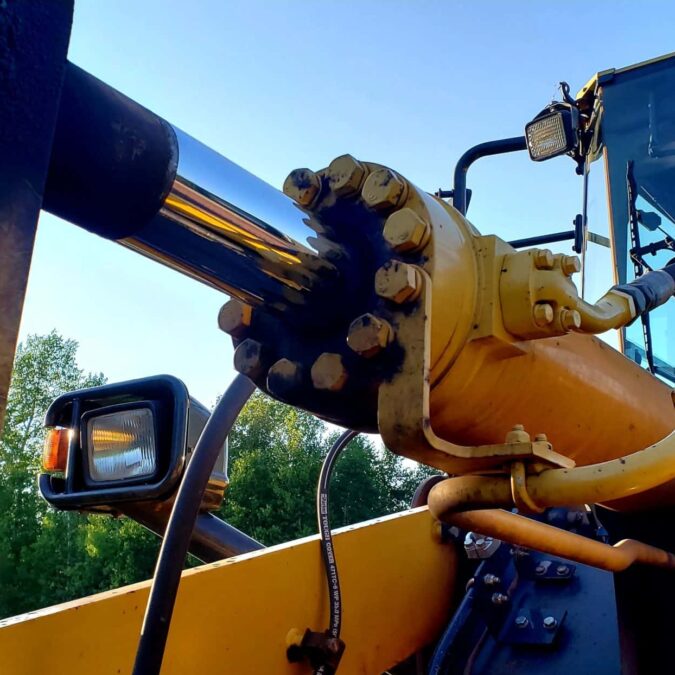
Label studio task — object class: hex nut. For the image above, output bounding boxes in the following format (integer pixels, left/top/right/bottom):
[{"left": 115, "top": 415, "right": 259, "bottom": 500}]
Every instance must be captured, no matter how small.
[
  {"left": 383, "top": 208, "right": 431, "bottom": 253},
  {"left": 327, "top": 154, "right": 366, "bottom": 197},
  {"left": 311, "top": 353, "right": 349, "bottom": 391},
  {"left": 561, "top": 254, "right": 581, "bottom": 276},
  {"left": 267, "top": 358, "right": 303, "bottom": 397},
  {"left": 505, "top": 424, "right": 530, "bottom": 444},
  {"left": 233, "top": 339, "right": 266, "bottom": 379},
  {"left": 361, "top": 168, "right": 407, "bottom": 211},
  {"left": 533, "top": 302, "right": 554, "bottom": 327},
  {"left": 515, "top": 615, "right": 529, "bottom": 629},
  {"left": 218, "top": 299, "right": 253, "bottom": 338},
  {"left": 282, "top": 168, "right": 321, "bottom": 207},
  {"left": 375, "top": 261, "right": 421, "bottom": 304},
  {"left": 533, "top": 249, "right": 554, "bottom": 270},
  {"left": 560, "top": 308, "right": 581, "bottom": 331},
  {"left": 543, "top": 616, "right": 558, "bottom": 630},
  {"left": 347, "top": 313, "right": 393, "bottom": 358}
]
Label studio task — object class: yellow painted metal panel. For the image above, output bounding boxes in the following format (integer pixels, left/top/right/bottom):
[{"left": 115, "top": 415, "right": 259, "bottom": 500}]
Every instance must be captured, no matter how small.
[{"left": 0, "top": 507, "right": 457, "bottom": 675}]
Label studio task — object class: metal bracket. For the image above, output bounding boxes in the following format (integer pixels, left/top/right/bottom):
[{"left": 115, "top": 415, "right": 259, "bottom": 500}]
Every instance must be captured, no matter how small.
[{"left": 377, "top": 268, "right": 574, "bottom": 474}]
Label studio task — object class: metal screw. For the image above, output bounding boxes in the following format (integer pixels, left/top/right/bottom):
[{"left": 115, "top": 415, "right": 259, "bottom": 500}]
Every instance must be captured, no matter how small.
[
  {"left": 483, "top": 573, "right": 501, "bottom": 586},
  {"left": 362, "top": 168, "right": 407, "bottom": 211},
  {"left": 383, "top": 208, "right": 431, "bottom": 253},
  {"left": 556, "top": 564, "right": 570, "bottom": 576},
  {"left": 560, "top": 308, "right": 581, "bottom": 332},
  {"left": 535, "top": 562, "right": 548, "bottom": 575},
  {"left": 561, "top": 254, "right": 581, "bottom": 276},
  {"left": 534, "top": 433, "right": 548, "bottom": 442},
  {"left": 515, "top": 615, "right": 529, "bottom": 629},
  {"left": 311, "top": 352, "right": 349, "bottom": 392},
  {"left": 233, "top": 338, "right": 266, "bottom": 379},
  {"left": 533, "top": 248, "right": 554, "bottom": 270},
  {"left": 327, "top": 154, "right": 366, "bottom": 197},
  {"left": 475, "top": 537, "right": 486, "bottom": 547},
  {"left": 374, "top": 260, "right": 422, "bottom": 304},
  {"left": 491, "top": 593, "right": 509, "bottom": 606},
  {"left": 347, "top": 313, "right": 393, "bottom": 358},
  {"left": 282, "top": 168, "right": 321, "bottom": 207},
  {"left": 543, "top": 616, "right": 558, "bottom": 630},
  {"left": 218, "top": 299, "right": 253, "bottom": 338},
  {"left": 267, "top": 358, "right": 303, "bottom": 398},
  {"left": 533, "top": 302, "right": 554, "bottom": 327}
]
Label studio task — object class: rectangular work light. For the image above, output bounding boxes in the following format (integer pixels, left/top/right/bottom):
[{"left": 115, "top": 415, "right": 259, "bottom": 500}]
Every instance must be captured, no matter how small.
[
  {"left": 40, "top": 375, "right": 226, "bottom": 512},
  {"left": 525, "top": 106, "right": 578, "bottom": 162}
]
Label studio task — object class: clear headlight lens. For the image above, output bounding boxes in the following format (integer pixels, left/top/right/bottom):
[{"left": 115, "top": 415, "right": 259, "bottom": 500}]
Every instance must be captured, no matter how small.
[
  {"left": 526, "top": 112, "right": 570, "bottom": 161},
  {"left": 87, "top": 408, "right": 156, "bottom": 481}
]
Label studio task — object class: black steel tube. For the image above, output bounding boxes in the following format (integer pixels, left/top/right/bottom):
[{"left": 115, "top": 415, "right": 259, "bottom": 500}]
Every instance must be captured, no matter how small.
[
  {"left": 132, "top": 374, "right": 255, "bottom": 675},
  {"left": 508, "top": 229, "right": 576, "bottom": 249},
  {"left": 452, "top": 136, "right": 527, "bottom": 215},
  {"left": 121, "top": 505, "right": 263, "bottom": 564}
]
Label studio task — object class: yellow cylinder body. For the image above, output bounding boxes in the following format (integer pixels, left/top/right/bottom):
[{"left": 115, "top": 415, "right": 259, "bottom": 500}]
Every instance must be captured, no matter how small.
[{"left": 422, "top": 199, "right": 675, "bottom": 499}]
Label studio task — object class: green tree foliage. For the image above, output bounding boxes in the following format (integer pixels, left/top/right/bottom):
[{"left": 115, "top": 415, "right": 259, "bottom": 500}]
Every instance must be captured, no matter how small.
[
  {"left": 0, "top": 332, "right": 159, "bottom": 618},
  {"left": 0, "top": 333, "right": 436, "bottom": 619},
  {"left": 221, "top": 391, "right": 436, "bottom": 546}
]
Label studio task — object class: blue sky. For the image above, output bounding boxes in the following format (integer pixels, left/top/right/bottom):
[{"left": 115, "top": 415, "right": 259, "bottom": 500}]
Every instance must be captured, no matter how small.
[{"left": 20, "top": 1, "right": 675, "bottom": 406}]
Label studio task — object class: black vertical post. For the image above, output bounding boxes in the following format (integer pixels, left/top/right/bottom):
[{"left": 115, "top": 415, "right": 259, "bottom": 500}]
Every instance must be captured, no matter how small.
[{"left": 0, "top": 0, "right": 74, "bottom": 431}]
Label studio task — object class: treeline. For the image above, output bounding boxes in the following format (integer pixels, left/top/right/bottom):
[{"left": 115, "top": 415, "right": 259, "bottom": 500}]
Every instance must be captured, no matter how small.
[{"left": 0, "top": 332, "right": 433, "bottom": 619}]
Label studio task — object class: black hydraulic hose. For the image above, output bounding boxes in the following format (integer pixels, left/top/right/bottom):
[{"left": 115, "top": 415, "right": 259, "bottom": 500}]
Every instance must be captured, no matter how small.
[
  {"left": 315, "top": 429, "right": 358, "bottom": 675},
  {"left": 132, "top": 374, "right": 255, "bottom": 675}
]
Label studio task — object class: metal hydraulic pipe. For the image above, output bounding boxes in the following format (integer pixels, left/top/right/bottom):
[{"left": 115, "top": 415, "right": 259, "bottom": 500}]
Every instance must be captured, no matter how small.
[
  {"left": 42, "top": 63, "right": 341, "bottom": 317},
  {"left": 427, "top": 430, "right": 675, "bottom": 516},
  {"left": 444, "top": 509, "right": 675, "bottom": 572}
]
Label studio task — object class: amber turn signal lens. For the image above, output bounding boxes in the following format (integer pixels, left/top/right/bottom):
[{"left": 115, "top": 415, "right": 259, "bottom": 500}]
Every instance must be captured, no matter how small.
[{"left": 42, "top": 427, "right": 72, "bottom": 473}]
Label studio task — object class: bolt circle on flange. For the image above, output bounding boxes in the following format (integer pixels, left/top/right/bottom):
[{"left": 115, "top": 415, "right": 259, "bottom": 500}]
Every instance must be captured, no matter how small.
[
  {"left": 311, "top": 353, "right": 349, "bottom": 391},
  {"left": 233, "top": 338, "right": 266, "bottom": 380},
  {"left": 327, "top": 155, "right": 367, "bottom": 197},
  {"left": 347, "top": 313, "right": 393, "bottom": 358},
  {"left": 282, "top": 168, "right": 321, "bottom": 207},
  {"left": 375, "top": 261, "right": 422, "bottom": 304},
  {"left": 267, "top": 358, "right": 303, "bottom": 398},
  {"left": 361, "top": 168, "right": 407, "bottom": 211},
  {"left": 383, "top": 208, "right": 431, "bottom": 253},
  {"left": 561, "top": 254, "right": 581, "bottom": 276},
  {"left": 533, "top": 249, "right": 554, "bottom": 270},
  {"left": 218, "top": 299, "right": 253, "bottom": 338}
]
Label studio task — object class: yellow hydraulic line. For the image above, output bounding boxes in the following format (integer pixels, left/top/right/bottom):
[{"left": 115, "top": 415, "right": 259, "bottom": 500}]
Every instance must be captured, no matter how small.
[
  {"left": 446, "top": 509, "right": 675, "bottom": 572},
  {"left": 428, "top": 430, "right": 675, "bottom": 517}
]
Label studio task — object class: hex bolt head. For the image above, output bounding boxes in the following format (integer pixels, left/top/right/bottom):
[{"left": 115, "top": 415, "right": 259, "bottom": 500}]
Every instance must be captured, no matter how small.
[
  {"left": 282, "top": 168, "right": 321, "bottom": 207},
  {"left": 362, "top": 168, "right": 407, "bottom": 211},
  {"left": 383, "top": 208, "right": 431, "bottom": 253},
  {"left": 556, "top": 564, "right": 570, "bottom": 576},
  {"left": 491, "top": 592, "right": 509, "bottom": 606},
  {"left": 543, "top": 616, "right": 558, "bottom": 630},
  {"left": 535, "top": 561, "right": 549, "bottom": 575},
  {"left": 375, "top": 261, "right": 422, "bottom": 304},
  {"left": 218, "top": 299, "right": 253, "bottom": 338},
  {"left": 347, "top": 313, "right": 393, "bottom": 358},
  {"left": 533, "top": 302, "right": 554, "bottom": 327},
  {"left": 534, "top": 433, "right": 549, "bottom": 442},
  {"left": 505, "top": 424, "right": 530, "bottom": 444},
  {"left": 561, "top": 254, "right": 581, "bottom": 276},
  {"left": 327, "top": 154, "right": 366, "bottom": 197},
  {"left": 560, "top": 308, "right": 582, "bottom": 332},
  {"left": 311, "top": 352, "right": 349, "bottom": 392},
  {"left": 515, "top": 615, "right": 529, "bottom": 629},
  {"left": 233, "top": 338, "right": 266, "bottom": 379},
  {"left": 483, "top": 573, "right": 501, "bottom": 586},
  {"left": 533, "top": 248, "right": 554, "bottom": 270},
  {"left": 267, "top": 358, "right": 303, "bottom": 398}
]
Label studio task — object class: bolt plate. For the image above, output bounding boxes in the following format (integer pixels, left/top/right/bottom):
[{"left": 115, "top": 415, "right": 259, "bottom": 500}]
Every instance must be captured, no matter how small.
[{"left": 500, "top": 607, "right": 566, "bottom": 645}]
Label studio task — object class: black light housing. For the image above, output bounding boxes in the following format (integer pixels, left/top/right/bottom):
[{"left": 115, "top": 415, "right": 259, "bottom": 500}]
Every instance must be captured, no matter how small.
[
  {"left": 525, "top": 103, "right": 580, "bottom": 162},
  {"left": 39, "top": 375, "right": 225, "bottom": 511}
]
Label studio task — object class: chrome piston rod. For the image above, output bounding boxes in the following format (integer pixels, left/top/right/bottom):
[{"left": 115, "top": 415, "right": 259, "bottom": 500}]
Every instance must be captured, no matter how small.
[{"left": 42, "top": 63, "right": 341, "bottom": 317}]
